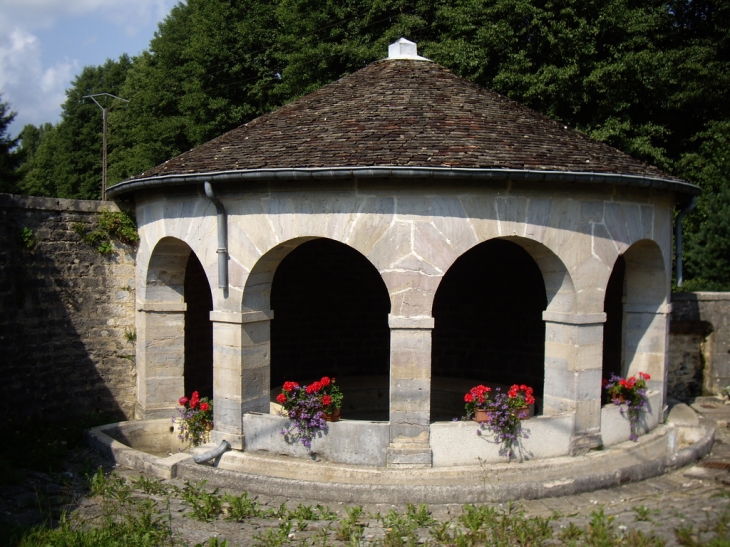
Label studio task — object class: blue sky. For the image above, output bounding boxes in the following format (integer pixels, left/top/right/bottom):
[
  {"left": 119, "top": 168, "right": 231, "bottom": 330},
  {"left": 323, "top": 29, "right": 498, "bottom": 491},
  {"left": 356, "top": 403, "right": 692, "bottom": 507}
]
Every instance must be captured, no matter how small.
[{"left": 0, "top": 0, "right": 177, "bottom": 136}]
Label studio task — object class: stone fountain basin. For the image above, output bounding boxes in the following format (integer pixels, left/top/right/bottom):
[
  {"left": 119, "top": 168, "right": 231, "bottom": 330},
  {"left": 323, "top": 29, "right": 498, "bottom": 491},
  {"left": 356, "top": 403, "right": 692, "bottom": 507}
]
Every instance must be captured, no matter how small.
[{"left": 87, "top": 404, "right": 714, "bottom": 503}]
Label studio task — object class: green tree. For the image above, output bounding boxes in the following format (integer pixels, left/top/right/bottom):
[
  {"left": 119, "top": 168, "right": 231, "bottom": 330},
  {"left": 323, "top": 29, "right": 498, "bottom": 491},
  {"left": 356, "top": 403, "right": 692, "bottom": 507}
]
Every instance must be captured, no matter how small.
[
  {"left": 19, "top": 56, "right": 132, "bottom": 199},
  {"left": 0, "top": 97, "right": 22, "bottom": 193}
]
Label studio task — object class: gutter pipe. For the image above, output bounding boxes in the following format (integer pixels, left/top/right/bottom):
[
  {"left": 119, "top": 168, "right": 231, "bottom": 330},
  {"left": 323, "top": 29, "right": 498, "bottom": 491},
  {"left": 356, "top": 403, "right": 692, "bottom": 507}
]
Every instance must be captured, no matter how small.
[
  {"left": 193, "top": 440, "right": 231, "bottom": 464},
  {"left": 203, "top": 181, "right": 228, "bottom": 289},
  {"left": 675, "top": 196, "right": 697, "bottom": 287}
]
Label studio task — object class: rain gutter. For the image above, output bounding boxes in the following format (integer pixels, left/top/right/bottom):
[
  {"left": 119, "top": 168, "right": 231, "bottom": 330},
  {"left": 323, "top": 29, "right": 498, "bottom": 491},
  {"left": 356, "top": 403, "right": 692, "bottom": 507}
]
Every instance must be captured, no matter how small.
[{"left": 107, "top": 166, "right": 701, "bottom": 198}]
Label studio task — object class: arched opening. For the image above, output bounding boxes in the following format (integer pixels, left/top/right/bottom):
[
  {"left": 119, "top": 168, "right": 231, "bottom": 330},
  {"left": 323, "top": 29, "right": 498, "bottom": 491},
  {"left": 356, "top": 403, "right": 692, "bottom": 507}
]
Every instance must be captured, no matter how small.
[
  {"left": 138, "top": 237, "right": 214, "bottom": 418},
  {"left": 431, "top": 239, "right": 547, "bottom": 421},
  {"left": 621, "top": 240, "right": 667, "bottom": 383},
  {"left": 270, "top": 238, "right": 390, "bottom": 419},
  {"left": 184, "top": 251, "right": 213, "bottom": 398},
  {"left": 602, "top": 255, "right": 626, "bottom": 382}
]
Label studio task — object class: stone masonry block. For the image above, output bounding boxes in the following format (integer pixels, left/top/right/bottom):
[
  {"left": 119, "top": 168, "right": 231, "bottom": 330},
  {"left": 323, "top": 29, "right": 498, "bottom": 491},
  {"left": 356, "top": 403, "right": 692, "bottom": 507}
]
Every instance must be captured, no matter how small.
[
  {"left": 396, "top": 196, "right": 433, "bottom": 221},
  {"left": 144, "top": 376, "right": 184, "bottom": 406},
  {"left": 264, "top": 196, "right": 297, "bottom": 242},
  {"left": 294, "top": 196, "right": 329, "bottom": 236},
  {"left": 348, "top": 197, "right": 395, "bottom": 255},
  {"left": 496, "top": 196, "right": 528, "bottom": 236},
  {"left": 390, "top": 353, "right": 431, "bottom": 380},
  {"left": 390, "top": 378, "right": 430, "bottom": 411},
  {"left": 460, "top": 196, "right": 500, "bottom": 242},
  {"left": 413, "top": 221, "right": 459, "bottom": 273},
  {"left": 325, "top": 196, "right": 361, "bottom": 241},
  {"left": 430, "top": 196, "right": 478, "bottom": 254},
  {"left": 366, "top": 221, "right": 412, "bottom": 270}
]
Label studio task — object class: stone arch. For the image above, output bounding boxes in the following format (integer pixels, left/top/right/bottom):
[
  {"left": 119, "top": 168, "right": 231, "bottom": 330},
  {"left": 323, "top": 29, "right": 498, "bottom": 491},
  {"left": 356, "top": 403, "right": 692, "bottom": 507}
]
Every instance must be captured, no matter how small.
[
  {"left": 270, "top": 238, "right": 392, "bottom": 418},
  {"left": 616, "top": 239, "right": 668, "bottom": 386},
  {"left": 431, "top": 237, "right": 566, "bottom": 419},
  {"left": 136, "top": 237, "right": 214, "bottom": 418}
]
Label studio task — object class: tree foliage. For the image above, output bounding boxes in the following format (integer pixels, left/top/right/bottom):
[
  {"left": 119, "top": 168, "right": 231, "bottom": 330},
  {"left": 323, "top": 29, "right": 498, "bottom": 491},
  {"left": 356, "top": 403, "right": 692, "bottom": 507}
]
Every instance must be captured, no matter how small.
[
  {"left": 7, "top": 0, "right": 730, "bottom": 286},
  {"left": 0, "top": 97, "right": 22, "bottom": 193}
]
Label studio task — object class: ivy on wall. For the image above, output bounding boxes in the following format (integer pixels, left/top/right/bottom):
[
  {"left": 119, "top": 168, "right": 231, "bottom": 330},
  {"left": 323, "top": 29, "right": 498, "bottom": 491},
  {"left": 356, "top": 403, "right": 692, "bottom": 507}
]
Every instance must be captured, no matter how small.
[{"left": 74, "top": 210, "right": 139, "bottom": 254}]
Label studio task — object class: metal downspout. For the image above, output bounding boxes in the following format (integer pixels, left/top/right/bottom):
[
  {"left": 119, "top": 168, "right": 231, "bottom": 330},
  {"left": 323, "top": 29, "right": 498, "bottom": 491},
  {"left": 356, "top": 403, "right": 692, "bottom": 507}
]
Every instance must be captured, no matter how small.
[
  {"left": 675, "top": 196, "right": 697, "bottom": 287},
  {"left": 203, "top": 181, "right": 228, "bottom": 289}
]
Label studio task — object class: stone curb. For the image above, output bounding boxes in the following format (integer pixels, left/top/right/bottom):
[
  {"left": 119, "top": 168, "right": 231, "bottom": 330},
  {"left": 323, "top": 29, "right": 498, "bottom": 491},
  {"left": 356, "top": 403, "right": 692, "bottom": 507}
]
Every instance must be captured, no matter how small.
[{"left": 87, "top": 421, "right": 715, "bottom": 504}]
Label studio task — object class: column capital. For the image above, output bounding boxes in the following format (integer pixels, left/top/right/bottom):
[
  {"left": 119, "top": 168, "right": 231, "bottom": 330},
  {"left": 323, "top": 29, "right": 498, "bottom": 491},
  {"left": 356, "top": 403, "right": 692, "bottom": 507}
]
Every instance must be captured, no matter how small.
[
  {"left": 210, "top": 310, "right": 274, "bottom": 324},
  {"left": 137, "top": 301, "right": 187, "bottom": 312},
  {"left": 542, "top": 311, "right": 606, "bottom": 325},
  {"left": 388, "top": 314, "right": 434, "bottom": 329}
]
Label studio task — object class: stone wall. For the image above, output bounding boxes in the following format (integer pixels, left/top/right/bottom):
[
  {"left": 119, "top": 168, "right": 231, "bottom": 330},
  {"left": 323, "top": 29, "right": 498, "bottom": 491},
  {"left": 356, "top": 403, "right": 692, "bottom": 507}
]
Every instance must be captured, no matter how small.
[
  {"left": 670, "top": 292, "right": 730, "bottom": 397},
  {"left": 0, "top": 193, "right": 137, "bottom": 421}
]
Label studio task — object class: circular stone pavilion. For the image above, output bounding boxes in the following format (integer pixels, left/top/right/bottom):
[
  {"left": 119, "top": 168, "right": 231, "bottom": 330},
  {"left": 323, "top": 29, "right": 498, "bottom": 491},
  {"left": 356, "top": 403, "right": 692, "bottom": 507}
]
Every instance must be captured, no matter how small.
[{"left": 108, "top": 39, "right": 700, "bottom": 468}]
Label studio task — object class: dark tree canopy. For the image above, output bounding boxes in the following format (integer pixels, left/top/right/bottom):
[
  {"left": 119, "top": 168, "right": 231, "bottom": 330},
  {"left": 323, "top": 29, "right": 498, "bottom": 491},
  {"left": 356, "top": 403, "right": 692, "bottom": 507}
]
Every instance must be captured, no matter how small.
[{"left": 8, "top": 0, "right": 730, "bottom": 287}]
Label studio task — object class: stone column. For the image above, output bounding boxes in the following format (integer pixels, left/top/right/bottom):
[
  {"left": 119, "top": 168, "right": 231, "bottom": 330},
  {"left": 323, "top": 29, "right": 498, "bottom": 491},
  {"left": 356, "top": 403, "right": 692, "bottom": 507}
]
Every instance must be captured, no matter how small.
[
  {"left": 135, "top": 301, "right": 187, "bottom": 419},
  {"left": 624, "top": 303, "right": 671, "bottom": 411},
  {"left": 386, "top": 315, "right": 433, "bottom": 468},
  {"left": 209, "top": 310, "right": 273, "bottom": 450},
  {"left": 542, "top": 311, "right": 606, "bottom": 455}
]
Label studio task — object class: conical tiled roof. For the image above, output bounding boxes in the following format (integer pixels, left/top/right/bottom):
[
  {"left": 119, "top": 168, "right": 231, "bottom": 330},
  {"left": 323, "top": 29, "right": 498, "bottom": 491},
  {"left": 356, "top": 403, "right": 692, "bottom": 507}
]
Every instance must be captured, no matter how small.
[{"left": 111, "top": 54, "right": 698, "bottom": 195}]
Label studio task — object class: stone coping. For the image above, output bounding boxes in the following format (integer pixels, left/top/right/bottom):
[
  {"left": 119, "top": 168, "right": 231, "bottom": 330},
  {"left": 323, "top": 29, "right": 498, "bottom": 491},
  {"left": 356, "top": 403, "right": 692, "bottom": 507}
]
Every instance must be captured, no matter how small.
[
  {"left": 0, "top": 192, "right": 119, "bottom": 213},
  {"left": 87, "top": 418, "right": 713, "bottom": 504},
  {"left": 672, "top": 292, "right": 730, "bottom": 301}
]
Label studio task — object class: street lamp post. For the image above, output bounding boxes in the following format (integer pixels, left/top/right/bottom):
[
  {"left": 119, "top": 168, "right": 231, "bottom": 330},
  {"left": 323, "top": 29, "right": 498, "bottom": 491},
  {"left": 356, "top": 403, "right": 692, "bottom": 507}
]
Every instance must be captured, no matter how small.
[{"left": 83, "top": 93, "right": 128, "bottom": 201}]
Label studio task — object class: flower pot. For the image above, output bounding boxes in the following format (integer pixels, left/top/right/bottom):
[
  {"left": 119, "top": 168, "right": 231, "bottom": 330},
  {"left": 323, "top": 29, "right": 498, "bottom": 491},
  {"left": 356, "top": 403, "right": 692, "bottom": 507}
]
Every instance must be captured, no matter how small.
[
  {"left": 473, "top": 409, "right": 492, "bottom": 423},
  {"left": 324, "top": 408, "right": 341, "bottom": 422},
  {"left": 512, "top": 406, "right": 530, "bottom": 420}
]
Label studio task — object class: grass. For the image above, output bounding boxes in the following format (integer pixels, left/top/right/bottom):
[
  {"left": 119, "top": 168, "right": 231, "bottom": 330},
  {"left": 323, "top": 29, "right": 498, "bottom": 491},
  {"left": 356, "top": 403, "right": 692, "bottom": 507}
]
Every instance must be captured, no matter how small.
[
  {"left": 3, "top": 419, "right": 730, "bottom": 546},
  {"left": 7, "top": 470, "right": 730, "bottom": 546}
]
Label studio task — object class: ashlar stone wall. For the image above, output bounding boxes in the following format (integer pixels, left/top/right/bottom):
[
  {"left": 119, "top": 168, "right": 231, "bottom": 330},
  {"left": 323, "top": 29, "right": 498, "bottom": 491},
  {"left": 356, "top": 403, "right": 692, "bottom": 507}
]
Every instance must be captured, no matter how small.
[
  {"left": 0, "top": 193, "right": 137, "bottom": 421},
  {"left": 135, "top": 179, "right": 674, "bottom": 463}
]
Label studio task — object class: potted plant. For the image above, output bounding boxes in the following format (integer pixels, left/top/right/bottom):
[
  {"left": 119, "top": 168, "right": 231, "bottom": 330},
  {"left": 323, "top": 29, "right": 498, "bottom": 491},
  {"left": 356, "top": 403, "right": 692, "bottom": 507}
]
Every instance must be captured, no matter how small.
[
  {"left": 276, "top": 377, "right": 344, "bottom": 448},
  {"left": 320, "top": 377, "right": 344, "bottom": 421},
  {"left": 603, "top": 372, "right": 651, "bottom": 441},
  {"left": 464, "top": 384, "right": 492, "bottom": 422},
  {"left": 174, "top": 391, "right": 214, "bottom": 447},
  {"left": 506, "top": 384, "right": 535, "bottom": 419},
  {"left": 475, "top": 384, "right": 535, "bottom": 460}
]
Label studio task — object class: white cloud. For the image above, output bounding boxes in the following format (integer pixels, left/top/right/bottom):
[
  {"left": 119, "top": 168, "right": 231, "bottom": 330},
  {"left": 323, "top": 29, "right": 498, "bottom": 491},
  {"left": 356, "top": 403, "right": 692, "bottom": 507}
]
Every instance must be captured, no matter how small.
[
  {"left": 0, "top": 27, "right": 78, "bottom": 131},
  {"left": 0, "top": 0, "right": 175, "bottom": 135}
]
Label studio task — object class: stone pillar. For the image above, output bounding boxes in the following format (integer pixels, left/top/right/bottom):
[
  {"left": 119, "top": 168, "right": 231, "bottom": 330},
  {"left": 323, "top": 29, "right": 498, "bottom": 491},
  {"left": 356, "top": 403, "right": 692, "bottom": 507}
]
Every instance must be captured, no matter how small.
[
  {"left": 135, "top": 301, "right": 187, "bottom": 419},
  {"left": 386, "top": 315, "right": 433, "bottom": 468},
  {"left": 542, "top": 311, "right": 606, "bottom": 455},
  {"left": 209, "top": 310, "right": 273, "bottom": 449},
  {"left": 624, "top": 303, "right": 671, "bottom": 410}
]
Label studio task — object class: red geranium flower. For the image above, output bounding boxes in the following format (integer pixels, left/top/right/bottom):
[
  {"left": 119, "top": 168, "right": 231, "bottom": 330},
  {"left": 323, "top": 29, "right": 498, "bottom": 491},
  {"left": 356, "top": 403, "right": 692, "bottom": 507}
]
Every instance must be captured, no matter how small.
[
  {"left": 464, "top": 393, "right": 474, "bottom": 403},
  {"left": 322, "top": 395, "right": 332, "bottom": 406},
  {"left": 276, "top": 393, "right": 287, "bottom": 404},
  {"left": 199, "top": 402, "right": 210, "bottom": 412},
  {"left": 283, "top": 381, "right": 299, "bottom": 392},
  {"left": 320, "top": 377, "right": 331, "bottom": 387},
  {"left": 179, "top": 396, "right": 189, "bottom": 406}
]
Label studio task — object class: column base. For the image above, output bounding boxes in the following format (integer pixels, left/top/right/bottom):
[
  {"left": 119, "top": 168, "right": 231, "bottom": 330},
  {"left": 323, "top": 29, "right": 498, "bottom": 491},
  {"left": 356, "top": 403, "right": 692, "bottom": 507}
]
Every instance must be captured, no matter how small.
[
  {"left": 211, "top": 430, "right": 243, "bottom": 450},
  {"left": 569, "top": 433, "right": 603, "bottom": 455},
  {"left": 386, "top": 444, "right": 432, "bottom": 468},
  {"left": 135, "top": 402, "right": 177, "bottom": 420}
]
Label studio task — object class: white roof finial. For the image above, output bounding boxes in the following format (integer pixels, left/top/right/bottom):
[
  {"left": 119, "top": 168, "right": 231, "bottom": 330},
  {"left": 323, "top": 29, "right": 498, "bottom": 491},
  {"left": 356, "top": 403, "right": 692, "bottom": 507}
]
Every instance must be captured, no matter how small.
[{"left": 387, "top": 38, "right": 430, "bottom": 61}]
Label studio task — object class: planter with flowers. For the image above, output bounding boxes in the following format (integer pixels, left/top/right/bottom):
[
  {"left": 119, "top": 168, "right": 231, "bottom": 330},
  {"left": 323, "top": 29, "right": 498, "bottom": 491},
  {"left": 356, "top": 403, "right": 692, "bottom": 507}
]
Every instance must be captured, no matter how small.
[
  {"left": 464, "top": 384, "right": 492, "bottom": 422},
  {"left": 276, "top": 376, "right": 343, "bottom": 448},
  {"left": 464, "top": 383, "right": 535, "bottom": 460},
  {"left": 603, "top": 372, "right": 651, "bottom": 441},
  {"left": 174, "top": 391, "right": 213, "bottom": 447}
]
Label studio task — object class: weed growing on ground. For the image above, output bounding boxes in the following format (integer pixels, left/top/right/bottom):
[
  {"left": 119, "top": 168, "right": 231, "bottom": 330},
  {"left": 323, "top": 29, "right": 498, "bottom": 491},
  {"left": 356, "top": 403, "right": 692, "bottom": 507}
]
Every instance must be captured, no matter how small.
[{"left": 182, "top": 480, "right": 224, "bottom": 522}]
